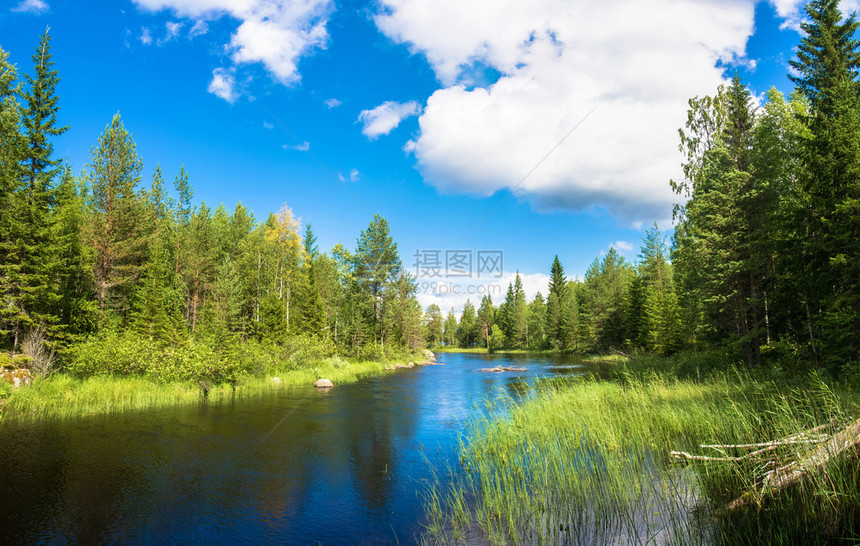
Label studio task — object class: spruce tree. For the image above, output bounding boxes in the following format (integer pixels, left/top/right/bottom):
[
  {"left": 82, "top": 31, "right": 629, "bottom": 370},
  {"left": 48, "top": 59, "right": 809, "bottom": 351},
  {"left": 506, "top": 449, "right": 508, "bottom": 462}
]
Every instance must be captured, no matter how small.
[
  {"left": 297, "top": 224, "right": 325, "bottom": 336},
  {"left": 0, "top": 47, "right": 28, "bottom": 350},
  {"left": 789, "top": 0, "right": 860, "bottom": 362},
  {"left": 545, "top": 255, "right": 566, "bottom": 345}
]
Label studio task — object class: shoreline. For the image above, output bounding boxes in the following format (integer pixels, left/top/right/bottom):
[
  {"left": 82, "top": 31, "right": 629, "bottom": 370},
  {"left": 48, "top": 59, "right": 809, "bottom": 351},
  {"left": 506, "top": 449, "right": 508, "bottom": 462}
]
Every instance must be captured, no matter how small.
[{"left": 0, "top": 358, "right": 405, "bottom": 425}]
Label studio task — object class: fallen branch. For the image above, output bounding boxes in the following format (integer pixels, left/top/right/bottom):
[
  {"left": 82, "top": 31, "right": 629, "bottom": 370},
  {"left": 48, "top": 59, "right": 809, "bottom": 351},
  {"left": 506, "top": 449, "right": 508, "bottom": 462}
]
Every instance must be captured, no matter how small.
[
  {"left": 478, "top": 366, "right": 527, "bottom": 373},
  {"left": 725, "top": 417, "right": 860, "bottom": 513},
  {"left": 671, "top": 417, "right": 857, "bottom": 514}
]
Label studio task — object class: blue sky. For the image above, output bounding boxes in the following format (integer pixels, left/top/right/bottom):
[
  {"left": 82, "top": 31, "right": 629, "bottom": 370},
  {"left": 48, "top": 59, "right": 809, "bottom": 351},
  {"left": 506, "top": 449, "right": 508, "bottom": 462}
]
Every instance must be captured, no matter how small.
[{"left": 0, "top": 0, "right": 835, "bottom": 312}]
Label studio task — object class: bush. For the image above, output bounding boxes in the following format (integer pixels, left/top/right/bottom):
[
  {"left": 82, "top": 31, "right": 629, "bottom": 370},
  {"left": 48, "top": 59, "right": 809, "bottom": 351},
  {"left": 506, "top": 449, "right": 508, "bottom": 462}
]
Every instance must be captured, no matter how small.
[{"left": 282, "top": 334, "right": 336, "bottom": 369}]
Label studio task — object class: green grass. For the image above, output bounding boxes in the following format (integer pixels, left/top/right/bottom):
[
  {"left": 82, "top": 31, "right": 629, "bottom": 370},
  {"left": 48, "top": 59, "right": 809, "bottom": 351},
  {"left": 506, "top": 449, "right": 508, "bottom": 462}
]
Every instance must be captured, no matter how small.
[
  {"left": 433, "top": 346, "right": 490, "bottom": 353},
  {"left": 422, "top": 357, "right": 860, "bottom": 545},
  {"left": 0, "top": 357, "right": 398, "bottom": 424}
]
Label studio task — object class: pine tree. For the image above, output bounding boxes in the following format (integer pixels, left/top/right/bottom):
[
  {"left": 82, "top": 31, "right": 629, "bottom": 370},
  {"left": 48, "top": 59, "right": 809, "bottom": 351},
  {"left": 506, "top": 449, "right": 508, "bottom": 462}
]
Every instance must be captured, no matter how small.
[
  {"left": 354, "top": 214, "right": 401, "bottom": 343},
  {"left": 87, "top": 113, "right": 146, "bottom": 322},
  {"left": 458, "top": 299, "right": 478, "bottom": 347},
  {"left": 443, "top": 308, "right": 458, "bottom": 346},
  {"left": 497, "top": 282, "right": 514, "bottom": 345},
  {"left": 388, "top": 272, "right": 424, "bottom": 350},
  {"left": 476, "top": 295, "right": 495, "bottom": 349},
  {"left": 527, "top": 292, "right": 546, "bottom": 349},
  {"left": 424, "top": 304, "right": 443, "bottom": 346}
]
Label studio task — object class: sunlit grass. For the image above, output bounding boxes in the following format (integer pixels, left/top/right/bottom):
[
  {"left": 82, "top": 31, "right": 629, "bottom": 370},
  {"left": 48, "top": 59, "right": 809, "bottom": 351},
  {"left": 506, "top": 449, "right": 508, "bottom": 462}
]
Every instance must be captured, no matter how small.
[
  {"left": 0, "top": 358, "right": 398, "bottom": 424},
  {"left": 422, "top": 361, "right": 860, "bottom": 544}
]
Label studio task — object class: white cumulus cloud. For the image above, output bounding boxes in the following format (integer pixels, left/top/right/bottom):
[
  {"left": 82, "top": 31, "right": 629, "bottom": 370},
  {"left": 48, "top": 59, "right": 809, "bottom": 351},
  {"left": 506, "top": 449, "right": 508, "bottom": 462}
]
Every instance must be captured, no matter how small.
[
  {"left": 375, "top": 0, "right": 764, "bottom": 225},
  {"left": 358, "top": 100, "right": 421, "bottom": 139},
  {"left": 325, "top": 98, "right": 341, "bottom": 108},
  {"left": 208, "top": 67, "right": 237, "bottom": 102},
  {"left": 132, "top": 0, "right": 331, "bottom": 96}
]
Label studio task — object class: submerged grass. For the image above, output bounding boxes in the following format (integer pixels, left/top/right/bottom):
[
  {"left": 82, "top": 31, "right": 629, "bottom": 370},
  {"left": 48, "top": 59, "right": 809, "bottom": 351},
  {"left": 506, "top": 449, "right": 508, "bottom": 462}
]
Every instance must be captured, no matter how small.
[
  {"left": 422, "top": 359, "right": 860, "bottom": 545},
  {"left": 0, "top": 358, "right": 398, "bottom": 424}
]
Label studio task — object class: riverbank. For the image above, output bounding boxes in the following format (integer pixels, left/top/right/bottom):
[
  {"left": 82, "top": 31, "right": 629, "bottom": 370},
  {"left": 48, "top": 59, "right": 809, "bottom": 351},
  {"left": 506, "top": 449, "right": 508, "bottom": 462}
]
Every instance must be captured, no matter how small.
[
  {"left": 0, "top": 357, "right": 418, "bottom": 425},
  {"left": 423, "top": 352, "right": 860, "bottom": 544}
]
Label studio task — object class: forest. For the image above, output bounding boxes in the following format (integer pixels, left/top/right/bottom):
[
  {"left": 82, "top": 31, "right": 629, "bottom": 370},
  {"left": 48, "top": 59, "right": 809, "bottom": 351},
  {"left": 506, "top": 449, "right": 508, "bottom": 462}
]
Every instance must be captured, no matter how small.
[{"left": 1, "top": 0, "right": 858, "bottom": 389}]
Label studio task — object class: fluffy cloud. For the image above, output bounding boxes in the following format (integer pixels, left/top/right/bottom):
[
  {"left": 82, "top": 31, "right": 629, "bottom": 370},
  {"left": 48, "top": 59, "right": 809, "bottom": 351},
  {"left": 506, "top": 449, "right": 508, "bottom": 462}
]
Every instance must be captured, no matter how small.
[
  {"left": 139, "top": 27, "right": 153, "bottom": 45},
  {"left": 160, "top": 21, "right": 183, "bottom": 44},
  {"left": 358, "top": 100, "right": 421, "bottom": 139},
  {"left": 770, "top": 0, "right": 860, "bottom": 30},
  {"left": 612, "top": 240, "right": 634, "bottom": 252},
  {"left": 208, "top": 67, "right": 237, "bottom": 102},
  {"left": 376, "top": 0, "right": 761, "bottom": 225},
  {"left": 325, "top": 98, "right": 342, "bottom": 108},
  {"left": 133, "top": 0, "right": 331, "bottom": 94},
  {"left": 10, "top": 0, "right": 48, "bottom": 14}
]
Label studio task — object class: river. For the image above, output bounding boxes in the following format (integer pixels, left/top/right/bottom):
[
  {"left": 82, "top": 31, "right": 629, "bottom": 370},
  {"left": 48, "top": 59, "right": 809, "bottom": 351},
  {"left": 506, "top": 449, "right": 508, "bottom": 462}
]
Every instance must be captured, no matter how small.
[{"left": 0, "top": 352, "right": 593, "bottom": 544}]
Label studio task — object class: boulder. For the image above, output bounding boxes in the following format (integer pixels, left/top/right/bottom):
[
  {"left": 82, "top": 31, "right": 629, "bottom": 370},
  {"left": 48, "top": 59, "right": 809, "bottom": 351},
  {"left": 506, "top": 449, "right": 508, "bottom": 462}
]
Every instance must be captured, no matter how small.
[
  {"left": 271, "top": 376, "right": 282, "bottom": 384},
  {"left": 0, "top": 366, "right": 31, "bottom": 388},
  {"left": 313, "top": 378, "right": 334, "bottom": 388},
  {"left": 408, "top": 362, "right": 415, "bottom": 368},
  {"left": 423, "top": 349, "right": 436, "bottom": 361},
  {"left": 395, "top": 363, "right": 408, "bottom": 369}
]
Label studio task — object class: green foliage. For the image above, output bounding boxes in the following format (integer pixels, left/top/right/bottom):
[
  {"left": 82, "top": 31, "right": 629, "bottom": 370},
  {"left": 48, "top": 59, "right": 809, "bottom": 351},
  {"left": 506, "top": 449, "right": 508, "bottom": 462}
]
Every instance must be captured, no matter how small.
[{"left": 457, "top": 299, "right": 478, "bottom": 348}]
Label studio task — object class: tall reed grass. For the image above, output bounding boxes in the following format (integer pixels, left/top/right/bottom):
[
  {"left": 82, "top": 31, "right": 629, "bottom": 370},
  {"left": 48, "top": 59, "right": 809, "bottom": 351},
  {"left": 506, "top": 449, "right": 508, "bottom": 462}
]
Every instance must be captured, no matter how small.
[{"left": 422, "top": 362, "right": 860, "bottom": 544}]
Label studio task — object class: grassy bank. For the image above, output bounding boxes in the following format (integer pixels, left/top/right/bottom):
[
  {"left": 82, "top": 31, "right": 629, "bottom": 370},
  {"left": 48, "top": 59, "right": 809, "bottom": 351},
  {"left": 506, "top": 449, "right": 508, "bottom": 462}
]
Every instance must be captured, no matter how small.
[
  {"left": 0, "top": 331, "right": 426, "bottom": 424},
  {"left": 423, "top": 355, "right": 860, "bottom": 544},
  {"left": 0, "top": 358, "right": 400, "bottom": 424},
  {"left": 433, "top": 346, "right": 490, "bottom": 354}
]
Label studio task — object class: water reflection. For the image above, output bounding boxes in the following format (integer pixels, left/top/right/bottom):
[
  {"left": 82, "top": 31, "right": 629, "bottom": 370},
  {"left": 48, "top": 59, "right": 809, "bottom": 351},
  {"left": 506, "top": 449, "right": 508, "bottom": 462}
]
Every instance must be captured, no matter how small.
[{"left": 0, "top": 352, "right": 595, "bottom": 544}]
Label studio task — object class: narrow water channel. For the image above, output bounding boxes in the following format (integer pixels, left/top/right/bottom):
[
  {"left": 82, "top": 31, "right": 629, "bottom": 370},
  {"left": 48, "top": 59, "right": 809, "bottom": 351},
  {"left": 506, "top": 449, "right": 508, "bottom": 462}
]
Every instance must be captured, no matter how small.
[{"left": 0, "top": 353, "right": 593, "bottom": 544}]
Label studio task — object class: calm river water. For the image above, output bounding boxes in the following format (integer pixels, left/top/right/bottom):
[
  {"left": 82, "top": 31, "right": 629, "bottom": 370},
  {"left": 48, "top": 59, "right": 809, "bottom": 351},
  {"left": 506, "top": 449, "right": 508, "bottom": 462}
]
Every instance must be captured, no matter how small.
[{"left": 0, "top": 352, "right": 593, "bottom": 544}]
